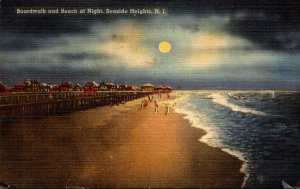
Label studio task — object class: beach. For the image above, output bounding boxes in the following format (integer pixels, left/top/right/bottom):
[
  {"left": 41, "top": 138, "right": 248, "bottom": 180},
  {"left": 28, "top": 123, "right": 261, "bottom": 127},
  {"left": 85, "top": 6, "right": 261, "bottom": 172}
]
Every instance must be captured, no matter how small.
[{"left": 0, "top": 94, "right": 244, "bottom": 188}]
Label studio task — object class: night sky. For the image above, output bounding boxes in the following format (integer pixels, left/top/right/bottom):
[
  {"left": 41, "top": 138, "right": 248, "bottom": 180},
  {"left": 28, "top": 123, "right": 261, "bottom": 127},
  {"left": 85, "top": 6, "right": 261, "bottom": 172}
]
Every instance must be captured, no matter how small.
[{"left": 1, "top": 0, "right": 300, "bottom": 89}]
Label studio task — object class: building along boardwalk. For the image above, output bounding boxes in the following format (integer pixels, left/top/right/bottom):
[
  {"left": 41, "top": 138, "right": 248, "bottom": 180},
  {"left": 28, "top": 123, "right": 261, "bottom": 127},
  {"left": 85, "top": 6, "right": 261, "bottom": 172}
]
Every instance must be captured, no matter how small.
[{"left": 0, "top": 91, "right": 157, "bottom": 117}]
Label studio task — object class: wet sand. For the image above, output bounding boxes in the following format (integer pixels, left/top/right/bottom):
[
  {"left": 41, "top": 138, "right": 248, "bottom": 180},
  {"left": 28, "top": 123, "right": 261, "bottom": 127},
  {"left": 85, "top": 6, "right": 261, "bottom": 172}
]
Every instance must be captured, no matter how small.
[{"left": 0, "top": 94, "right": 244, "bottom": 188}]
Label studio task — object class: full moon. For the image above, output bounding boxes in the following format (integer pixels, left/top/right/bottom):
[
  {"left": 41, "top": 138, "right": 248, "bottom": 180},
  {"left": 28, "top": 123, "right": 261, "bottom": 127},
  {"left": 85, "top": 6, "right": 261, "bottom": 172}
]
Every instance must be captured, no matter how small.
[{"left": 159, "top": 41, "right": 171, "bottom": 54}]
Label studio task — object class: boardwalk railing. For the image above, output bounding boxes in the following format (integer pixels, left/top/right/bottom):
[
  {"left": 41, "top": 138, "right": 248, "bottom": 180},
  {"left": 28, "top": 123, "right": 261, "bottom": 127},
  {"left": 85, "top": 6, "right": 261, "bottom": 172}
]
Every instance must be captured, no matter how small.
[{"left": 0, "top": 91, "right": 159, "bottom": 116}]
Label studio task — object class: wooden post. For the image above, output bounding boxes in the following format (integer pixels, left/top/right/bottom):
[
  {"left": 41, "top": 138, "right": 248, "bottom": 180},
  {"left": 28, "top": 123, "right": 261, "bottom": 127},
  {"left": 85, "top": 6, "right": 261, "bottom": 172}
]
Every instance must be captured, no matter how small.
[
  {"left": 22, "top": 106, "right": 25, "bottom": 116},
  {"left": 47, "top": 103, "right": 50, "bottom": 115}
]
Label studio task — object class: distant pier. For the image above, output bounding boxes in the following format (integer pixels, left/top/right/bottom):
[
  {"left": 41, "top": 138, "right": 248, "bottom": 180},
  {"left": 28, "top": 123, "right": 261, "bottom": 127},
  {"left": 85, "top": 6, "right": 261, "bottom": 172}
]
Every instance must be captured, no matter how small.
[{"left": 0, "top": 91, "right": 158, "bottom": 117}]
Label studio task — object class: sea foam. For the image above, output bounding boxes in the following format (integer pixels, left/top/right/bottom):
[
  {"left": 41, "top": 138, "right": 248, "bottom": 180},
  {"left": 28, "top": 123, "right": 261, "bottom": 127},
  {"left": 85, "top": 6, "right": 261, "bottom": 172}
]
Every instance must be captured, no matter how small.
[
  {"left": 209, "top": 93, "right": 267, "bottom": 116},
  {"left": 173, "top": 91, "right": 250, "bottom": 188}
]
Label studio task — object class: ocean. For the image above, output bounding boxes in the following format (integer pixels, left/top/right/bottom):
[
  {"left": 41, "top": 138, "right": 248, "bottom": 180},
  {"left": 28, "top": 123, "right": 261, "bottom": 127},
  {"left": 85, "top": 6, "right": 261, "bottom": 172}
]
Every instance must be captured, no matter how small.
[{"left": 173, "top": 90, "right": 300, "bottom": 188}]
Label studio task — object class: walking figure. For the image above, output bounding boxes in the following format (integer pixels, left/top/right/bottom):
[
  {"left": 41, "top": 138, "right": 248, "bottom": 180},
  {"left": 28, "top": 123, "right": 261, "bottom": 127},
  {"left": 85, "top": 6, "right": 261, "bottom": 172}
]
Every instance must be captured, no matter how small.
[
  {"left": 144, "top": 98, "right": 148, "bottom": 107},
  {"left": 140, "top": 98, "right": 145, "bottom": 109},
  {"left": 154, "top": 99, "right": 159, "bottom": 113},
  {"left": 165, "top": 104, "right": 170, "bottom": 115},
  {"left": 150, "top": 95, "right": 154, "bottom": 102}
]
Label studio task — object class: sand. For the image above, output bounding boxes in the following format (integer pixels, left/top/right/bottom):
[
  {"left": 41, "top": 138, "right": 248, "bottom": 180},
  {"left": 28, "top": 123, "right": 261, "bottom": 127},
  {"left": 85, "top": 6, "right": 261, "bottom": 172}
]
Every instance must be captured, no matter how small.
[{"left": 0, "top": 94, "right": 244, "bottom": 188}]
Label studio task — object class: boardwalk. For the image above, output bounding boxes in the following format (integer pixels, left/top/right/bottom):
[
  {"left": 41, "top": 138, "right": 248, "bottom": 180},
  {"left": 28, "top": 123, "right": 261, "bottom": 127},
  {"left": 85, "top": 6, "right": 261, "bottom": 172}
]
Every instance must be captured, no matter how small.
[{"left": 0, "top": 91, "right": 158, "bottom": 116}]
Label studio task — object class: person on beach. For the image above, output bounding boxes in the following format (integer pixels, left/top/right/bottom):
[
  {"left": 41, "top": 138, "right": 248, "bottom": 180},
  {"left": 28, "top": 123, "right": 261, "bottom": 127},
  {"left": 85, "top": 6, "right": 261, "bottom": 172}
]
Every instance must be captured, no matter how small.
[
  {"left": 154, "top": 98, "right": 159, "bottom": 113},
  {"left": 144, "top": 98, "right": 148, "bottom": 107},
  {"left": 140, "top": 98, "right": 145, "bottom": 109},
  {"left": 150, "top": 95, "right": 154, "bottom": 102},
  {"left": 164, "top": 103, "right": 170, "bottom": 115}
]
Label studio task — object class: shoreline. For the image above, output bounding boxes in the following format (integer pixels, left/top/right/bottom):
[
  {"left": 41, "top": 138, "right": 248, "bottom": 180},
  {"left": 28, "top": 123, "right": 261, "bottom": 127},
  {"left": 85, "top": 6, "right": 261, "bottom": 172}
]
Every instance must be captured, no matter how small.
[
  {"left": 171, "top": 91, "right": 249, "bottom": 188},
  {"left": 0, "top": 93, "right": 244, "bottom": 188},
  {"left": 174, "top": 109, "right": 249, "bottom": 188},
  {"left": 174, "top": 110, "right": 248, "bottom": 188}
]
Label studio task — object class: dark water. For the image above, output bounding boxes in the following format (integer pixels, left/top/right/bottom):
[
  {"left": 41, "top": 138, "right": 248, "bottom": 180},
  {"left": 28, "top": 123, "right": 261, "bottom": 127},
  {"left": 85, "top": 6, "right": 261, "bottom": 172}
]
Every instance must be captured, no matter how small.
[{"left": 177, "top": 91, "right": 300, "bottom": 188}]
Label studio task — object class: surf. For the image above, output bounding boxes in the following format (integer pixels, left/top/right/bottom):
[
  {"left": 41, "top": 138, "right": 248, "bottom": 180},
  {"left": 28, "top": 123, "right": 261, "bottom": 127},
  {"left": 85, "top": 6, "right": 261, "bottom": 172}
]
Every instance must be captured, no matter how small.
[
  {"left": 173, "top": 91, "right": 249, "bottom": 188},
  {"left": 208, "top": 93, "right": 267, "bottom": 116}
]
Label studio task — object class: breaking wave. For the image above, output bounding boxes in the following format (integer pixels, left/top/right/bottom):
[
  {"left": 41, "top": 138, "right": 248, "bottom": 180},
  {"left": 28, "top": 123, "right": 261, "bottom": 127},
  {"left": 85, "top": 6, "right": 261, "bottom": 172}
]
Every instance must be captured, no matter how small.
[{"left": 208, "top": 93, "right": 267, "bottom": 116}]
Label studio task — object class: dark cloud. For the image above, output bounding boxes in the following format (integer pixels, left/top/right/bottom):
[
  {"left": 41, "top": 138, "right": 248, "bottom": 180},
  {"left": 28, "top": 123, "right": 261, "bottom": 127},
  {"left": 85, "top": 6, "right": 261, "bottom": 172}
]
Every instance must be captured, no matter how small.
[
  {"left": 0, "top": 0, "right": 153, "bottom": 35},
  {"left": 228, "top": 12, "right": 300, "bottom": 51},
  {"left": 179, "top": 0, "right": 300, "bottom": 51},
  {"left": 2, "top": 0, "right": 299, "bottom": 52},
  {"left": 0, "top": 34, "right": 58, "bottom": 51},
  {"left": 0, "top": 38, "right": 41, "bottom": 51},
  {"left": 59, "top": 52, "right": 109, "bottom": 61}
]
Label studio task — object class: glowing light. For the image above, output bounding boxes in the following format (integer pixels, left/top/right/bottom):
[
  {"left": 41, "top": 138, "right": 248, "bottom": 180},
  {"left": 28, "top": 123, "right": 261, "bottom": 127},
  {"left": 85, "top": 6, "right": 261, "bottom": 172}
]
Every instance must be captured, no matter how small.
[{"left": 159, "top": 41, "right": 171, "bottom": 54}]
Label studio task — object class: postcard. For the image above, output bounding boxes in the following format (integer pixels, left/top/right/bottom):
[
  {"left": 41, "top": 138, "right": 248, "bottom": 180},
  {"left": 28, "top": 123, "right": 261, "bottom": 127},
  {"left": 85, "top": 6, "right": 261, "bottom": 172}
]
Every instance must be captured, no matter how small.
[{"left": 0, "top": 0, "right": 299, "bottom": 188}]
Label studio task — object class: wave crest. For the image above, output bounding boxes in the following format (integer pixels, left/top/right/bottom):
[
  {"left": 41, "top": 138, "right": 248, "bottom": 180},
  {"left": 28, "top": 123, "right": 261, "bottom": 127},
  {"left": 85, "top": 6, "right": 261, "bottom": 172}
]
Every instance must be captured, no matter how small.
[{"left": 209, "top": 93, "right": 267, "bottom": 116}]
